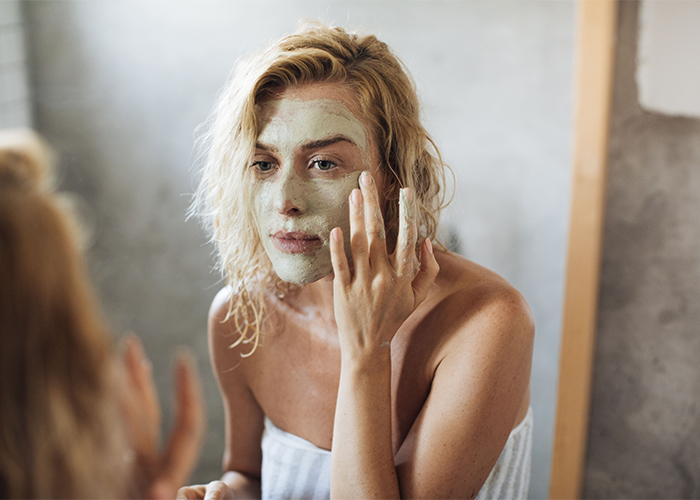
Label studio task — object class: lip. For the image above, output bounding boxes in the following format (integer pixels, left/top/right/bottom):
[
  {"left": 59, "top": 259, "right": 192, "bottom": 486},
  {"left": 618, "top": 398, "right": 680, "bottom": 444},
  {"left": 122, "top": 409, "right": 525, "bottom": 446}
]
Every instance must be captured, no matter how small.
[{"left": 271, "top": 231, "right": 323, "bottom": 254}]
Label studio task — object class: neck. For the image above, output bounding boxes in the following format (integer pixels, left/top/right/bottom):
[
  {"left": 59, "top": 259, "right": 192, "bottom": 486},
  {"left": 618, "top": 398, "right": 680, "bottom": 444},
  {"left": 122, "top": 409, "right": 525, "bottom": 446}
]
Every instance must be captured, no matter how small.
[
  {"left": 280, "top": 272, "right": 337, "bottom": 334},
  {"left": 303, "top": 273, "right": 336, "bottom": 314}
]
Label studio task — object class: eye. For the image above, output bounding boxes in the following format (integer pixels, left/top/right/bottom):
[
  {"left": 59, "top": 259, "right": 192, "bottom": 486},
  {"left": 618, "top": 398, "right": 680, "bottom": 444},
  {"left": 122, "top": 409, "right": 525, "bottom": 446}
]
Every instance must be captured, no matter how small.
[
  {"left": 312, "top": 159, "right": 337, "bottom": 171},
  {"left": 252, "top": 160, "right": 275, "bottom": 172}
]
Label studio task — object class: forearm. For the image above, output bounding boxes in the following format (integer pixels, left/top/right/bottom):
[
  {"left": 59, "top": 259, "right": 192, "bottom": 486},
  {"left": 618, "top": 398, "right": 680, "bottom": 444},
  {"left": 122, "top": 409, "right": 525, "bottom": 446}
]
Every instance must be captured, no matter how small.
[
  {"left": 221, "top": 470, "right": 261, "bottom": 499},
  {"left": 331, "top": 349, "right": 400, "bottom": 499}
]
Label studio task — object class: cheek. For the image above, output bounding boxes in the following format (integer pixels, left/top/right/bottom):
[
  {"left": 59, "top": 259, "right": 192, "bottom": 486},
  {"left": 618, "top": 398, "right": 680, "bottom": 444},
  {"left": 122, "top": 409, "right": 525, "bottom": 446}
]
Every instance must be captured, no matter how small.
[
  {"left": 307, "top": 174, "right": 361, "bottom": 223},
  {"left": 249, "top": 183, "right": 272, "bottom": 229},
  {"left": 251, "top": 187, "right": 264, "bottom": 215}
]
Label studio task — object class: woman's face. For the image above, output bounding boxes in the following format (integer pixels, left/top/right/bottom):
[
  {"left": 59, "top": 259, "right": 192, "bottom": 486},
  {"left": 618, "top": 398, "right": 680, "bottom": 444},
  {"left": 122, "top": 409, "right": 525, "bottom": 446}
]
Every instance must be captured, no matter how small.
[{"left": 250, "top": 83, "right": 382, "bottom": 284}]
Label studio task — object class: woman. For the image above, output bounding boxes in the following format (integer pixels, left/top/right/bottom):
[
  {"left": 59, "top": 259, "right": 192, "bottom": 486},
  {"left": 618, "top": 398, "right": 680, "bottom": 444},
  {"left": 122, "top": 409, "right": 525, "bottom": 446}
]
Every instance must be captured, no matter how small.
[
  {"left": 183, "top": 22, "right": 533, "bottom": 499},
  {"left": 0, "top": 129, "right": 204, "bottom": 498}
]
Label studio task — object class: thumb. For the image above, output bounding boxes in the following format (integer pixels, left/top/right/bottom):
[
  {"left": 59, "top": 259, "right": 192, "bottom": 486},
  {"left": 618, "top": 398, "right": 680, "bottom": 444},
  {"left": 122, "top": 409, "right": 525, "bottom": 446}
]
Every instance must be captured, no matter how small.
[{"left": 148, "top": 478, "right": 177, "bottom": 500}]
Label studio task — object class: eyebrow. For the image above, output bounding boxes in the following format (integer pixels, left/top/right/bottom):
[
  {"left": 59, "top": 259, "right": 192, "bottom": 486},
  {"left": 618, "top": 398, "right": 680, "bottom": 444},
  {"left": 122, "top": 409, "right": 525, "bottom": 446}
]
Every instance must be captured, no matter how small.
[
  {"left": 300, "top": 136, "right": 356, "bottom": 151},
  {"left": 255, "top": 142, "right": 278, "bottom": 153},
  {"left": 254, "top": 135, "right": 356, "bottom": 153}
]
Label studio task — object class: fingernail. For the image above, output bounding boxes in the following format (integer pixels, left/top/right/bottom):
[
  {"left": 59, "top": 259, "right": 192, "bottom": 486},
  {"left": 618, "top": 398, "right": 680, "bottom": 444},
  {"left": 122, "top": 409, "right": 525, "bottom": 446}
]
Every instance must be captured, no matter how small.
[
  {"left": 361, "top": 171, "right": 372, "bottom": 186},
  {"left": 175, "top": 347, "right": 196, "bottom": 368},
  {"left": 124, "top": 334, "right": 143, "bottom": 359},
  {"left": 404, "top": 187, "right": 413, "bottom": 201},
  {"left": 332, "top": 227, "right": 342, "bottom": 241},
  {"left": 351, "top": 189, "right": 362, "bottom": 206},
  {"left": 134, "top": 337, "right": 148, "bottom": 361},
  {"left": 117, "top": 335, "right": 131, "bottom": 356},
  {"left": 426, "top": 238, "right": 433, "bottom": 254}
]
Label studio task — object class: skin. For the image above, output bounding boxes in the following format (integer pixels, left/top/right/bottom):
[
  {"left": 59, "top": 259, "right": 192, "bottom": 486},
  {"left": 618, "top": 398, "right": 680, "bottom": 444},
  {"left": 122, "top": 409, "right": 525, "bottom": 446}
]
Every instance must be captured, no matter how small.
[
  {"left": 251, "top": 97, "right": 372, "bottom": 283},
  {"left": 179, "top": 82, "right": 534, "bottom": 500},
  {"left": 120, "top": 335, "right": 205, "bottom": 499}
]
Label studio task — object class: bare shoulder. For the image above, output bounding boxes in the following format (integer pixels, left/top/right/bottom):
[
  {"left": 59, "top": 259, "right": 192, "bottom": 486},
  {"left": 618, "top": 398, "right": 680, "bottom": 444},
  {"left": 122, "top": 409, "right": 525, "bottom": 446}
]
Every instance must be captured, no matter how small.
[
  {"left": 208, "top": 286, "right": 267, "bottom": 474},
  {"left": 209, "top": 285, "right": 234, "bottom": 325},
  {"left": 429, "top": 250, "right": 534, "bottom": 356},
  {"left": 207, "top": 285, "right": 255, "bottom": 377},
  {"left": 208, "top": 286, "right": 234, "bottom": 358},
  {"left": 395, "top": 251, "right": 534, "bottom": 497}
]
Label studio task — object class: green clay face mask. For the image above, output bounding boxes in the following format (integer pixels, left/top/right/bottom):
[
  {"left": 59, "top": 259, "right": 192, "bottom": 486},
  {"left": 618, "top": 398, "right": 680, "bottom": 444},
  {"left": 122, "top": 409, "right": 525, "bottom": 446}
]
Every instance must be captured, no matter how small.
[{"left": 251, "top": 97, "right": 372, "bottom": 284}]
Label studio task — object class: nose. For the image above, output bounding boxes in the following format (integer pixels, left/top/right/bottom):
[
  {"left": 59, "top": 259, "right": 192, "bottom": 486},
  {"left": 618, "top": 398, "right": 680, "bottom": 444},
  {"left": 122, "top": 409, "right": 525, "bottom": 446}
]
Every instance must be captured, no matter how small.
[{"left": 272, "top": 170, "right": 307, "bottom": 216}]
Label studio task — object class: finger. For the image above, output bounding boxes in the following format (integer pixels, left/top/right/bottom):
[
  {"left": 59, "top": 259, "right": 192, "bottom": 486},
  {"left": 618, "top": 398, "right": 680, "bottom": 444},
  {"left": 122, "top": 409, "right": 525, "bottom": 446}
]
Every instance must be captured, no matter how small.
[
  {"left": 123, "top": 335, "right": 143, "bottom": 388},
  {"left": 359, "top": 170, "right": 388, "bottom": 260},
  {"left": 124, "top": 334, "right": 161, "bottom": 428},
  {"left": 349, "top": 187, "right": 369, "bottom": 274},
  {"left": 148, "top": 478, "right": 177, "bottom": 500},
  {"left": 121, "top": 336, "right": 161, "bottom": 459},
  {"left": 330, "top": 227, "right": 351, "bottom": 286},
  {"left": 411, "top": 238, "right": 439, "bottom": 306},
  {"left": 203, "top": 481, "right": 234, "bottom": 500},
  {"left": 177, "top": 485, "right": 207, "bottom": 500},
  {"left": 117, "top": 338, "right": 136, "bottom": 409},
  {"left": 160, "top": 350, "right": 206, "bottom": 488},
  {"left": 395, "top": 187, "right": 418, "bottom": 277}
]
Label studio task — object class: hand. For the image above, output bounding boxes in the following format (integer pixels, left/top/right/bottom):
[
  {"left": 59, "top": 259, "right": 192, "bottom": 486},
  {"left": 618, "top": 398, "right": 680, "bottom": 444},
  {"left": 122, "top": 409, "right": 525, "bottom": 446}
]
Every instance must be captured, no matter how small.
[
  {"left": 177, "top": 480, "right": 234, "bottom": 500},
  {"left": 120, "top": 335, "right": 206, "bottom": 499},
  {"left": 329, "top": 171, "right": 440, "bottom": 360}
]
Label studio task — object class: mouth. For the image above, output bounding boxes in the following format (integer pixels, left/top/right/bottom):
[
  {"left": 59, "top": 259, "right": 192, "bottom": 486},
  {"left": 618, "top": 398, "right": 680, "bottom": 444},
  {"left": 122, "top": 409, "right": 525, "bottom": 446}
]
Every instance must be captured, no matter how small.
[{"left": 271, "top": 230, "right": 323, "bottom": 254}]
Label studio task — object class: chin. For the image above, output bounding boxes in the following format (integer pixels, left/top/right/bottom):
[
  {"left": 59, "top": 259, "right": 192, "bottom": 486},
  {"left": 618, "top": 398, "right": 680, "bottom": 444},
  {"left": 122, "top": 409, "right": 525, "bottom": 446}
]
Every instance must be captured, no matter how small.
[
  {"left": 267, "top": 246, "right": 334, "bottom": 285},
  {"left": 276, "top": 266, "right": 331, "bottom": 285}
]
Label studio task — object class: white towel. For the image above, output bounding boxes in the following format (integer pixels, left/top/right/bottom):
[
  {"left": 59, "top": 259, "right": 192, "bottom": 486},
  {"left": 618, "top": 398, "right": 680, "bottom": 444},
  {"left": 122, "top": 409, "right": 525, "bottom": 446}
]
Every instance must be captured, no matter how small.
[{"left": 261, "top": 407, "right": 533, "bottom": 500}]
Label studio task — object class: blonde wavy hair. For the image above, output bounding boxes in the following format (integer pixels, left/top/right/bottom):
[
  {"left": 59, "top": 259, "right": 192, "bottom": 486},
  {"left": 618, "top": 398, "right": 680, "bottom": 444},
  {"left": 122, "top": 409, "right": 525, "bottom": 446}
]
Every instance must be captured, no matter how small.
[
  {"left": 193, "top": 22, "right": 452, "bottom": 355},
  {"left": 0, "top": 130, "right": 130, "bottom": 498}
]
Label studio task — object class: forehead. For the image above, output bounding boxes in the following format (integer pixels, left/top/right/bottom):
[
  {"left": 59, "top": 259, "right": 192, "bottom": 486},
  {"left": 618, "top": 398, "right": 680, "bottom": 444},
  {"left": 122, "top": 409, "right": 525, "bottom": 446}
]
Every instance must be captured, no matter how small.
[
  {"left": 256, "top": 84, "right": 371, "bottom": 151},
  {"left": 259, "top": 82, "right": 365, "bottom": 118}
]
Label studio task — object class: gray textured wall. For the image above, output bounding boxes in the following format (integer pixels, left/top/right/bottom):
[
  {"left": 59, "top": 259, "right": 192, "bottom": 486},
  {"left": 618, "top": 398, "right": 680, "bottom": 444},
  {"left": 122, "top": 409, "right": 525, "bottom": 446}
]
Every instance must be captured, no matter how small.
[
  {"left": 23, "top": 2, "right": 574, "bottom": 496},
  {"left": 0, "top": 0, "right": 31, "bottom": 128},
  {"left": 585, "top": 1, "right": 700, "bottom": 497}
]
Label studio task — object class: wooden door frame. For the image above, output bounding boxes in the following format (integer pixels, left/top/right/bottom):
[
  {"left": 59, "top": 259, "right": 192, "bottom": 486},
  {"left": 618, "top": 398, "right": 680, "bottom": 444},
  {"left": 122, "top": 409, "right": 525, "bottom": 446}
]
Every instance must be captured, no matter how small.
[{"left": 549, "top": 1, "right": 618, "bottom": 498}]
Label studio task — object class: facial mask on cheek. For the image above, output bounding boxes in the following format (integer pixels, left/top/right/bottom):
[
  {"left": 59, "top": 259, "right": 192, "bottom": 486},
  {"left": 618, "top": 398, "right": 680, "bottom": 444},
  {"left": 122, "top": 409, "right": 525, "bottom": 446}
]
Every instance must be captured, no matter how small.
[{"left": 252, "top": 171, "right": 362, "bottom": 284}]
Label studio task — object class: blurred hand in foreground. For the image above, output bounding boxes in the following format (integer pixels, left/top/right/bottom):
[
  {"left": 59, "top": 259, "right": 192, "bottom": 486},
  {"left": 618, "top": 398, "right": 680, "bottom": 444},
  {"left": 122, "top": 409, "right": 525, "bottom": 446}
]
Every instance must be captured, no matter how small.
[{"left": 120, "top": 334, "right": 206, "bottom": 499}]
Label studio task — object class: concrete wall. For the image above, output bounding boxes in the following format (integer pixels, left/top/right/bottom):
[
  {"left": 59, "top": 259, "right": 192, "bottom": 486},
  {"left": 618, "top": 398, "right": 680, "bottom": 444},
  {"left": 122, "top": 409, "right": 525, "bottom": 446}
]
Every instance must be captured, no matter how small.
[
  {"left": 23, "top": 2, "right": 574, "bottom": 496},
  {"left": 0, "top": 0, "right": 31, "bottom": 128},
  {"left": 584, "top": 1, "right": 700, "bottom": 497},
  {"left": 637, "top": 0, "right": 700, "bottom": 118}
]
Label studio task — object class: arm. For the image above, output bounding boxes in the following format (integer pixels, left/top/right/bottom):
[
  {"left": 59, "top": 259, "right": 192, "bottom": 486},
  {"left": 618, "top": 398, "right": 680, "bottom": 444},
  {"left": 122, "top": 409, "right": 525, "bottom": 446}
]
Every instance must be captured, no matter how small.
[
  {"left": 394, "top": 290, "right": 534, "bottom": 499},
  {"left": 329, "top": 173, "right": 438, "bottom": 498},
  {"left": 332, "top": 345, "right": 396, "bottom": 498},
  {"left": 329, "top": 172, "right": 534, "bottom": 498},
  {"left": 178, "top": 287, "right": 264, "bottom": 500}
]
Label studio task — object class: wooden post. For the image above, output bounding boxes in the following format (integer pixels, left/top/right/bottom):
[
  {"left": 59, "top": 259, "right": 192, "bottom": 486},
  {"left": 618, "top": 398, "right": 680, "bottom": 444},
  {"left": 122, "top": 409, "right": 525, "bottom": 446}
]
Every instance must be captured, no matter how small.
[{"left": 549, "top": 1, "right": 618, "bottom": 498}]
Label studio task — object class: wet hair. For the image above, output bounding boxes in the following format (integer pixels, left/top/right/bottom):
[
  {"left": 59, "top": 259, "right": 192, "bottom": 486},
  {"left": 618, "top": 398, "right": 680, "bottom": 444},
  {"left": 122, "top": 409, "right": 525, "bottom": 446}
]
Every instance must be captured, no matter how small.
[
  {"left": 0, "top": 130, "right": 129, "bottom": 498},
  {"left": 193, "top": 21, "right": 451, "bottom": 355}
]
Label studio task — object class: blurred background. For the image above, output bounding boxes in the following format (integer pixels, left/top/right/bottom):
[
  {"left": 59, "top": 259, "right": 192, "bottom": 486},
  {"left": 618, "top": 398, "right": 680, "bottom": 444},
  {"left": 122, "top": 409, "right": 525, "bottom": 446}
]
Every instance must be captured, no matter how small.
[{"left": 1, "top": 1, "right": 575, "bottom": 498}]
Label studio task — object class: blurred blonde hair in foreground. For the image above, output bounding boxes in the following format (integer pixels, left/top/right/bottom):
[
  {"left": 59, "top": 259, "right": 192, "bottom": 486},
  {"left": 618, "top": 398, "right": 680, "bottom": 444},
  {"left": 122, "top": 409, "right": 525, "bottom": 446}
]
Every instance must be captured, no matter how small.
[{"left": 0, "top": 129, "right": 129, "bottom": 498}]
